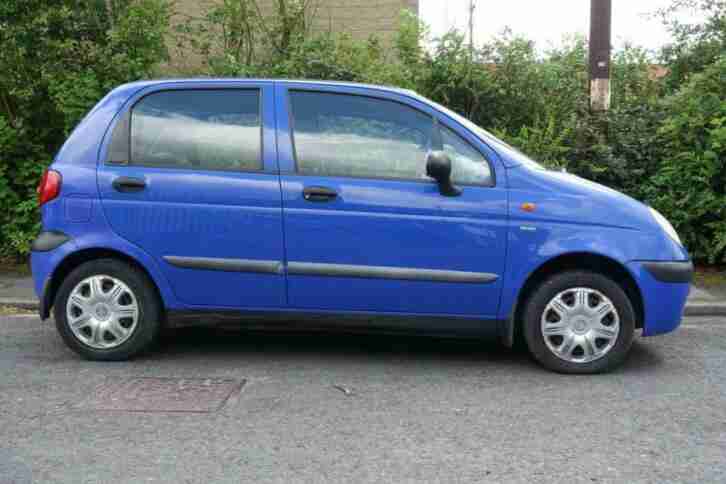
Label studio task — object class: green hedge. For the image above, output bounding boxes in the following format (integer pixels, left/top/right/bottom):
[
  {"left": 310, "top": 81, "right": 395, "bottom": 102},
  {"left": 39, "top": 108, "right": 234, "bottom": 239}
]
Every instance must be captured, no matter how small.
[{"left": 0, "top": 0, "right": 170, "bottom": 257}]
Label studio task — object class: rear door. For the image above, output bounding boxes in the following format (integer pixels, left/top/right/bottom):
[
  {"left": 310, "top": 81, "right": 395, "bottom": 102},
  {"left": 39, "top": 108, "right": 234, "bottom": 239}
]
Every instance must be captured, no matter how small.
[
  {"left": 98, "top": 82, "right": 286, "bottom": 308},
  {"left": 276, "top": 84, "right": 508, "bottom": 319}
]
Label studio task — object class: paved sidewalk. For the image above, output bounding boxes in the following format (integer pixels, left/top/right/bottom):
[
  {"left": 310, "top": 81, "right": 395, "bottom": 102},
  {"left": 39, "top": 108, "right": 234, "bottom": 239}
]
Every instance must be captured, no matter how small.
[
  {"left": 1, "top": 273, "right": 724, "bottom": 315},
  {"left": 0, "top": 274, "right": 35, "bottom": 300},
  {"left": 0, "top": 275, "right": 38, "bottom": 309},
  {"left": 686, "top": 284, "right": 726, "bottom": 315}
]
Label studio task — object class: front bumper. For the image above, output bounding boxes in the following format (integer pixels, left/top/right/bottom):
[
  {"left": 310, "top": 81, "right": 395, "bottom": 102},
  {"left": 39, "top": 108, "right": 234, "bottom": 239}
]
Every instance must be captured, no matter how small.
[
  {"left": 641, "top": 260, "right": 694, "bottom": 284},
  {"left": 628, "top": 260, "right": 693, "bottom": 337}
]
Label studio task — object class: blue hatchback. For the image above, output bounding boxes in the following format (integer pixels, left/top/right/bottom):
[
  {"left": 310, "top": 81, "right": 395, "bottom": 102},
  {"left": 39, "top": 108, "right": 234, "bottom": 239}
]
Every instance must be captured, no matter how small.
[{"left": 30, "top": 79, "right": 692, "bottom": 373}]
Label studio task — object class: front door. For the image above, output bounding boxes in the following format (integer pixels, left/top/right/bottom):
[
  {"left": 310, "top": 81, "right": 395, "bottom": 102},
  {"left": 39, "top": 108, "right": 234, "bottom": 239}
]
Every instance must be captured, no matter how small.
[
  {"left": 276, "top": 85, "right": 507, "bottom": 318},
  {"left": 98, "top": 83, "right": 286, "bottom": 308}
]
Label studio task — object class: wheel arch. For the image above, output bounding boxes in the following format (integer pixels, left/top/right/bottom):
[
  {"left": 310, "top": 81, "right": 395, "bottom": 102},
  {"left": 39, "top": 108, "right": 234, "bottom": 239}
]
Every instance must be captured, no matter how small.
[
  {"left": 503, "top": 252, "right": 644, "bottom": 347},
  {"left": 42, "top": 247, "right": 165, "bottom": 320}
]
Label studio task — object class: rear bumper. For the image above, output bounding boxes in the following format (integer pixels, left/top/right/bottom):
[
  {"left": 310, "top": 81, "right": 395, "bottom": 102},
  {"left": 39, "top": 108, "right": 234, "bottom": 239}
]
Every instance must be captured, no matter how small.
[
  {"left": 628, "top": 261, "right": 692, "bottom": 337},
  {"left": 31, "top": 230, "right": 71, "bottom": 252}
]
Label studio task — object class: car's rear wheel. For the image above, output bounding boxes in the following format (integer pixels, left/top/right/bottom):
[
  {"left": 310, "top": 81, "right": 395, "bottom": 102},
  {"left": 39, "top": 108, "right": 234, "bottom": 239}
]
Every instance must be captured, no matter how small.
[
  {"left": 54, "top": 259, "right": 161, "bottom": 360},
  {"left": 522, "top": 271, "right": 635, "bottom": 374}
]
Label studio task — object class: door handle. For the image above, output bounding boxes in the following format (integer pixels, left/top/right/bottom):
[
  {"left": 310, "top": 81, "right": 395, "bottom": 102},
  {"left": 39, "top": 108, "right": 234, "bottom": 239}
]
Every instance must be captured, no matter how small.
[
  {"left": 303, "top": 186, "right": 338, "bottom": 202},
  {"left": 112, "top": 177, "right": 146, "bottom": 193}
]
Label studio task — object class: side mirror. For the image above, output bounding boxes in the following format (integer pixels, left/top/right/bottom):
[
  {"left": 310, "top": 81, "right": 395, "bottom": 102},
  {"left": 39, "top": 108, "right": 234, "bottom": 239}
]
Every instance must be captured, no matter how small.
[{"left": 426, "top": 151, "right": 462, "bottom": 197}]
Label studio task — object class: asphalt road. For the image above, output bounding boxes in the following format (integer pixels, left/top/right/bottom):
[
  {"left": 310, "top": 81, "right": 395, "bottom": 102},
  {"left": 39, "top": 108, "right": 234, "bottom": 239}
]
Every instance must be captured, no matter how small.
[{"left": 2, "top": 314, "right": 725, "bottom": 484}]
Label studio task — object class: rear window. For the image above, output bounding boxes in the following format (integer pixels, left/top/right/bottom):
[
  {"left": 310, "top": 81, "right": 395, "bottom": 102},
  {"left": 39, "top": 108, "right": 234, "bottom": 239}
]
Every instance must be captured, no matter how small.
[{"left": 130, "top": 89, "right": 261, "bottom": 171}]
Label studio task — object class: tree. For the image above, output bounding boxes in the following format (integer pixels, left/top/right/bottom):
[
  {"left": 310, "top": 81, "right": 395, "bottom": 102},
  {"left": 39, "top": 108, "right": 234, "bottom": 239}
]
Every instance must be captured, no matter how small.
[{"left": 658, "top": 0, "right": 726, "bottom": 89}]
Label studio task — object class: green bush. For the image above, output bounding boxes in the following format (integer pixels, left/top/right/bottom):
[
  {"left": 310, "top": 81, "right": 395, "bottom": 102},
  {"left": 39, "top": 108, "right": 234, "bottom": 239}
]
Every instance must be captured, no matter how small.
[
  {"left": 0, "top": 0, "right": 170, "bottom": 259},
  {"left": 494, "top": 115, "right": 575, "bottom": 170},
  {"left": 645, "top": 58, "right": 726, "bottom": 263}
]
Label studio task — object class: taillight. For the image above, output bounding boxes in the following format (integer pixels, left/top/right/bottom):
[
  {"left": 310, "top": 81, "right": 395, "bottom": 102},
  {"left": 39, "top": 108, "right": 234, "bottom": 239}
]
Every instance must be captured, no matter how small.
[{"left": 37, "top": 169, "right": 62, "bottom": 206}]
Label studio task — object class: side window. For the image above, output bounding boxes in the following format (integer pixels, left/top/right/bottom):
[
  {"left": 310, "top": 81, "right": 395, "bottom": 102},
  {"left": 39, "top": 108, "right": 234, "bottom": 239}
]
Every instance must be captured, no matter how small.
[
  {"left": 130, "top": 89, "right": 261, "bottom": 171},
  {"left": 290, "top": 91, "right": 434, "bottom": 180},
  {"left": 440, "top": 125, "right": 493, "bottom": 186}
]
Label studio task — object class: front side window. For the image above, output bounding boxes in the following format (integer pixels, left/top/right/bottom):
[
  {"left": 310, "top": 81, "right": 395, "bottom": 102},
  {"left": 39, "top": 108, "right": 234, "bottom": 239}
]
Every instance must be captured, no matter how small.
[
  {"left": 441, "top": 125, "right": 493, "bottom": 185},
  {"left": 290, "top": 91, "right": 434, "bottom": 180},
  {"left": 130, "top": 89, "right": 261, "bottom": 171}
]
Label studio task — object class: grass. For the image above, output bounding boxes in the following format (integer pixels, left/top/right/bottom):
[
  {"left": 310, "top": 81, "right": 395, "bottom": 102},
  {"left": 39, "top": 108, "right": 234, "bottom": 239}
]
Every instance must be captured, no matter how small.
[{"left": 0, "top": 305, "right": 35, "bottom": 315}]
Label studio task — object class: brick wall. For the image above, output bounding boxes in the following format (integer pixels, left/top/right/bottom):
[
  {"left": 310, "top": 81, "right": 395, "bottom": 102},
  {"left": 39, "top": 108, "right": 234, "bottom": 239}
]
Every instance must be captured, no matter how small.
[
  {"left": 309, "top": 0, "right": 418, "bottom": 42},
  {"left": 169, "top": 0, "right": 419, "bottom": 70}
]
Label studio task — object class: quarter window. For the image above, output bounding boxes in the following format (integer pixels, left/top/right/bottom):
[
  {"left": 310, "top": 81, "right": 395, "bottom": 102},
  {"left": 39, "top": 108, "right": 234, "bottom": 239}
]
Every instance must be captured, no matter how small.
[
  {"left": 441, "top": 125, "right": 493, "bottom": 186},
  {"left": 130, "top": 89, "right": 261, "bottom": 171},
  {"left": 290, "top": 91, "right": 434, "bottom": 181}
]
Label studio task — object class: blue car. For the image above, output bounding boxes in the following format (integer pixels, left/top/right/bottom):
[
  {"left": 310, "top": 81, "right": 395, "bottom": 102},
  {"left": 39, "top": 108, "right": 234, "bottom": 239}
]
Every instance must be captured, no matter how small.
[{"left": 30, "top": 79, "right": 692, "bottom": 373}]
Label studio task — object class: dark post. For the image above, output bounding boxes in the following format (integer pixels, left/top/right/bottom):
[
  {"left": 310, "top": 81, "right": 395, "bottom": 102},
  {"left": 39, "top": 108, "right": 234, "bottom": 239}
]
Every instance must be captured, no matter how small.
[{"left": 589, "top": 0, "right": 612, "bottom": 111}]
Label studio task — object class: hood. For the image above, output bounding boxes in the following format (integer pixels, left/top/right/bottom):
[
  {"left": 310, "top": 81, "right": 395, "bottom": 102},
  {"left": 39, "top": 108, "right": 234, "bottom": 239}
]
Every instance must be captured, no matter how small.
[{"left": 506, "top": 164, "right": 660, "bottom": 233}]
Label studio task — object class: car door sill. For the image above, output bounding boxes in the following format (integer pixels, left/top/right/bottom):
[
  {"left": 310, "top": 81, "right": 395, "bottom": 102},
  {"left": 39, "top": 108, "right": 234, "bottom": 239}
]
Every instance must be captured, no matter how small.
[{"left": 166, "top": 308, "right": 503, "bottom": 339}]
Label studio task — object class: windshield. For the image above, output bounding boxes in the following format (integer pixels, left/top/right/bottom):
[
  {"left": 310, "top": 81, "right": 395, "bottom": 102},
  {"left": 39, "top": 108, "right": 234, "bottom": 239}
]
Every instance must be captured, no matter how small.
[{"left": 415, "top": 94, "right": 546, "bottom": 171}]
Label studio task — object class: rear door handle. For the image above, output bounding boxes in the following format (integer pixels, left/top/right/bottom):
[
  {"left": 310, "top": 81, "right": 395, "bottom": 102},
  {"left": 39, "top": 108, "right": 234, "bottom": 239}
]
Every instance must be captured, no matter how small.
[
  {"left": 303, "top": 186, "right": 337, "bottom": 202},
  {"left": 112, "top": 177, "right": 146, "bottom": 193}
]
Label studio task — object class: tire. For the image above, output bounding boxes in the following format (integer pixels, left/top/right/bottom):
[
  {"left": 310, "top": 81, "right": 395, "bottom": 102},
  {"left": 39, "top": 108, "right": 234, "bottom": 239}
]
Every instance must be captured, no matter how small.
[
  {"left": 53, "top": 258, "right": 162, "bottom": 361},
  {"left": 522, "top": 271, "right": 635, "bottom": 374}
]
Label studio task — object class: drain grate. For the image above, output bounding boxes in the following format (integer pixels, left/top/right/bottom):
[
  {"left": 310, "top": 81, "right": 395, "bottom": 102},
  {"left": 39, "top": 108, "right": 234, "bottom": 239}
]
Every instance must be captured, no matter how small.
[{"left": 82, "top": 377, "right": 244, "bottom": 413}]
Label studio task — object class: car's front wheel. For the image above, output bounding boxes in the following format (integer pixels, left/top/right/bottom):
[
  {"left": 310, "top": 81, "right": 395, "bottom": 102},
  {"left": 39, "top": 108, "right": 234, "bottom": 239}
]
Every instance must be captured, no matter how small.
[
  {"left": 54, "top": 259, "right": 161, "bottom": 361},
  {"left": 523, "top": 271, "right": 635, "bottom": 374}
]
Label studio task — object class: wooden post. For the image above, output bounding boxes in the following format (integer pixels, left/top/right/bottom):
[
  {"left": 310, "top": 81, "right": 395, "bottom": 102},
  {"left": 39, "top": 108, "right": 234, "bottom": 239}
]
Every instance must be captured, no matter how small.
[{"left": 589, "top": 0, "right": 612, "bottom": 111}]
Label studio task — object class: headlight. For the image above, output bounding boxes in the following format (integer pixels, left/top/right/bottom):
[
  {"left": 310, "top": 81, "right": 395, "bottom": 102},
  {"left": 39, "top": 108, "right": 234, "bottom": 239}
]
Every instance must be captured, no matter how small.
[{"left": 649, "top": 207, "right": 682, "bottom": 246}]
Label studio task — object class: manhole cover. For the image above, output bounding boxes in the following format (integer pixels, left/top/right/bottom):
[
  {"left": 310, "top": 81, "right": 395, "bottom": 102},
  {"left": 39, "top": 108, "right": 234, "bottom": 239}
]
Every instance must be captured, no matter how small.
[{"left": 83, "top": 377, "right": 244, "bottom": 413}]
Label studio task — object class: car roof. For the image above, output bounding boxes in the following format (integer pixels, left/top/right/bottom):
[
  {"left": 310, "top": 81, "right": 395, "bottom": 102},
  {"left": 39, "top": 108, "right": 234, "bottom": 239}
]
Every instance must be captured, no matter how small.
[{"left": 118, "top": 78, "right": 418, "bottom": 97}]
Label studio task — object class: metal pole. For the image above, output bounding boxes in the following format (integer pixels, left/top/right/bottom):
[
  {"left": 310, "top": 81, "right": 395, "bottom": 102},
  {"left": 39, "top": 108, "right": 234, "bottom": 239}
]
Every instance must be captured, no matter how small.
[{"left": 589, "top": 0, "right": 612, "bottom": 111}]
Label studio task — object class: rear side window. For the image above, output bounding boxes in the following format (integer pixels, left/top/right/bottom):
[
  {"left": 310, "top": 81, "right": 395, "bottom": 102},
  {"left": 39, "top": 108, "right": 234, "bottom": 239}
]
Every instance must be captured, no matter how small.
[
  {"left": 289, "top": 91, "right": 434, "bottom": 181},
  {"left": 130, "top": 89, "right": 261, "bottom": 171}
]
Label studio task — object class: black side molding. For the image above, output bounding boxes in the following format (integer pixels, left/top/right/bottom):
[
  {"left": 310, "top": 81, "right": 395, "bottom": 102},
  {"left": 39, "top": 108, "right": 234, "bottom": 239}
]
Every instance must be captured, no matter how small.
[
  {"left": 31, "top": 231, "right": 71, "bottom": 252},
  {"left": 163, "top": 256, "right": 282, "bottom": 274},
  {"left": 287, "top": 261, "right": 498, "bottom": 284},
  {"left": 164, "top": 257, "right": 496, "bottom": 283},
  {"left": 642, "top": 261, "right": 694, "bottom": 283}
]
